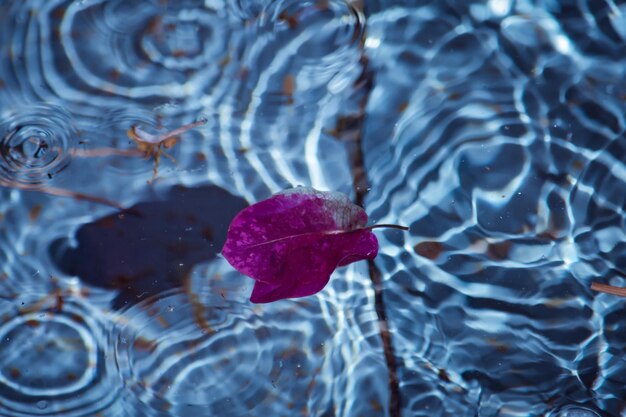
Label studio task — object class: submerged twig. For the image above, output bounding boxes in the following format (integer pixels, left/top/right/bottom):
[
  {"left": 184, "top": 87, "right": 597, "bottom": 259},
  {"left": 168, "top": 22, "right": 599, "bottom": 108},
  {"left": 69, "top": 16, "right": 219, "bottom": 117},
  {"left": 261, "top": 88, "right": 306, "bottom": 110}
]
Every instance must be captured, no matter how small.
[
  {"left": 0, "top": 119, "right": 207, "bottom": 209},
  {"left": 0, "top": 180, "right": 125, "bottom": 210},
  {"left": 127, "top": 119, "right": 207, "bottom": 181},
  {"left": 74, "top": 148, "right": 144, "bottom": 158},
  {"left": 333, "top": 26, "right": 402, "bottom": 417},
  {"left": 591, "top": 282, "right": 626, "bottom": 297}
]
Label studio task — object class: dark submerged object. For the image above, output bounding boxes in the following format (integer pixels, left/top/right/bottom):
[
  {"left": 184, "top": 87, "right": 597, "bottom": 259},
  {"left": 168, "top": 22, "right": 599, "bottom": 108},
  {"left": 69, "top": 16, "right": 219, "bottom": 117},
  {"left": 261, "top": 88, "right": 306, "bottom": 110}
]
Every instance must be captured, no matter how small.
[{"left": 50, "top": 185, "right": 247, "bottom": 308}]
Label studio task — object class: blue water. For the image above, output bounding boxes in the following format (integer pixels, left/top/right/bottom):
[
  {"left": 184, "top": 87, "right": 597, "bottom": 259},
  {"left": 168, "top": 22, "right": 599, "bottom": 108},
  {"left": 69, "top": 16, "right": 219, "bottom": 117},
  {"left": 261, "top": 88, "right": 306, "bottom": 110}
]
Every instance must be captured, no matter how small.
[{"left": 0, "top": 0, "right": 624, "bottom": 416}]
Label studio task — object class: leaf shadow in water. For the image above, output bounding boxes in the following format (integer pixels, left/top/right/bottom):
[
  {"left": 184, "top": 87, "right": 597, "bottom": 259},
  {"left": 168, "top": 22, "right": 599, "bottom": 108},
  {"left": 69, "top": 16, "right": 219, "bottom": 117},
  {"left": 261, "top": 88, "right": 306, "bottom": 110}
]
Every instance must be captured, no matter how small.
[{"left": 49, "top": 185, "right": 248, "bottom": 309}]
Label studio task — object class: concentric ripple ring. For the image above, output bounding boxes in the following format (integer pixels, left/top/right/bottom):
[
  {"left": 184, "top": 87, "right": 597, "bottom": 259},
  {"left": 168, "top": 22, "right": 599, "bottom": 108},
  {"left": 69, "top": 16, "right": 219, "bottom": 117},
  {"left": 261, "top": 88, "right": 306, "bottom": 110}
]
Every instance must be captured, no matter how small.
[
  {"left": 0, "top": 291, "right": 122, "bottom": 416},
  {"left": 0, "top": 104, "right": 77, "bottom": 186}
]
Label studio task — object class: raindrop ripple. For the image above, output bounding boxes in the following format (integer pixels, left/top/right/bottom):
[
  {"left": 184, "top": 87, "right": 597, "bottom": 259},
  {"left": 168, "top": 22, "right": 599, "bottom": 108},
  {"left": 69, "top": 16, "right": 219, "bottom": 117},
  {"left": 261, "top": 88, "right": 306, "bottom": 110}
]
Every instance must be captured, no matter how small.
[
  {"left": 0, "top": 105, "right": 76, "bottom": 186},
  {"left": 0, "top": 291, "right": 122, "bottom": 416}
]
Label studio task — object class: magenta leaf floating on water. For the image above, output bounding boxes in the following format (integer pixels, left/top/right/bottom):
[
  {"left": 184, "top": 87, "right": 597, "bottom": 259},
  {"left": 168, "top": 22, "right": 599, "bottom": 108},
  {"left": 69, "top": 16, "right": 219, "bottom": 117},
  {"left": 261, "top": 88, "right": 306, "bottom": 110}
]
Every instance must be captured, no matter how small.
[{"left": 222, "top": 187, "right": 407, "bottom": 303}]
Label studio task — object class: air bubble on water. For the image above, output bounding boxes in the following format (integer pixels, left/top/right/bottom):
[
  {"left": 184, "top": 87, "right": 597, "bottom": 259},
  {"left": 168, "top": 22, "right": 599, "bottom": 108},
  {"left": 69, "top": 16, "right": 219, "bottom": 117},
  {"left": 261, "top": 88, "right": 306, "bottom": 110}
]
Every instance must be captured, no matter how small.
[{"left": 36, "top": 400, "right": 48, "bottom": 409}]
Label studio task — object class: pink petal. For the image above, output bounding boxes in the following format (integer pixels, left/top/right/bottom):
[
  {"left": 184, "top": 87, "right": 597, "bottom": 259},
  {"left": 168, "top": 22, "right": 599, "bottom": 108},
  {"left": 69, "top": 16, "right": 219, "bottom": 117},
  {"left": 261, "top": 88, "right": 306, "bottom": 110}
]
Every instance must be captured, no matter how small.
[{"left": 222, "top": 187, "right": 379, "bottom": 303}]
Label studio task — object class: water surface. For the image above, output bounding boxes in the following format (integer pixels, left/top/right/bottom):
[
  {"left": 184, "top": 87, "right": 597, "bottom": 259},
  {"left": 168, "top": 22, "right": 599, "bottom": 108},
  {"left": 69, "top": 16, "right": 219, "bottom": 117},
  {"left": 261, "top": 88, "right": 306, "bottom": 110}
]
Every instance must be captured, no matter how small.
[{"left": 0, "top": 0, "right": 624, "bottom": 416}]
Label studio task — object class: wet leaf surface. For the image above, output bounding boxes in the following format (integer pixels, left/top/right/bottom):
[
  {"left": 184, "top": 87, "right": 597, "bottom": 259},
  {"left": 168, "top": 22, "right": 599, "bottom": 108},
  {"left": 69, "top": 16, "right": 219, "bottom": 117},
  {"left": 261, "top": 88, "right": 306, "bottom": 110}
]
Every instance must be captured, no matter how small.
[{"left": 222, "top": 187, "right": 379, "bottom": 302}]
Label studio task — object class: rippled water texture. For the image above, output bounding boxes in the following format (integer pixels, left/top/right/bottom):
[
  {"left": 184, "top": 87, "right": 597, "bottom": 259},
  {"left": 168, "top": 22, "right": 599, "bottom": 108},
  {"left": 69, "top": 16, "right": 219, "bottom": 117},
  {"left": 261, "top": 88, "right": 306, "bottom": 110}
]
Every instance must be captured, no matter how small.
[{"left": 0, "top": 0, "right": 625, "bottom": 416}]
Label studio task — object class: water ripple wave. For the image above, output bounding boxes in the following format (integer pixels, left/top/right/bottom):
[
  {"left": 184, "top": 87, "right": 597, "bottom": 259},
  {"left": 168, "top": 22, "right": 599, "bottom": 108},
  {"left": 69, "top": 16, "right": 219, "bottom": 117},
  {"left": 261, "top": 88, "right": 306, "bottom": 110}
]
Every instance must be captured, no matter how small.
[
  {"left": 363, "top": 2, "right": 626, "bottom": 416},
  {"left": 0, "top": 0, "right": 625, "bottom": 416},
  {"left": 0, "top": 0, "right": 244, "bottom": 115},
  {"left": 114, "top": 260, "right": 389, "bottom": 416},
  {"left": 0, "top": 290, "right": 122, "bottom": 416},
  {"left": 0, "top": 104, "right": 76, "bottom": 186},
  {"left": 0, "top": 0, "right": 370, "bottom": 202}
]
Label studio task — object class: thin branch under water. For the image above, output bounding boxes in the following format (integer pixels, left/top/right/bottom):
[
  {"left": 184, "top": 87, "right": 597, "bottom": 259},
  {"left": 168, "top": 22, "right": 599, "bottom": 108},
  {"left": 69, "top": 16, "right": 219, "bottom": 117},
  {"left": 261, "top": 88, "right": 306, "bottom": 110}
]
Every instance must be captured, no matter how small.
[
  {"left": 591, "top": 282, "right": 626, "bottom": 297},
  {"left": 0, "top": 180, "right": 125, "bottom": 210},
  {"left": 335, "top": 31, "right": 402, "bottom": 417}
]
